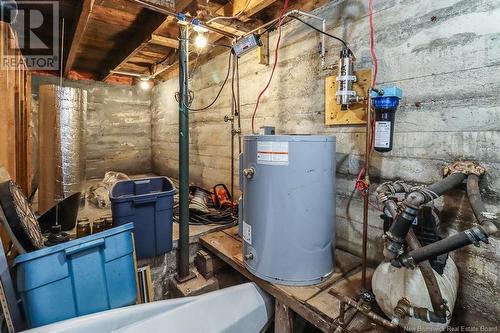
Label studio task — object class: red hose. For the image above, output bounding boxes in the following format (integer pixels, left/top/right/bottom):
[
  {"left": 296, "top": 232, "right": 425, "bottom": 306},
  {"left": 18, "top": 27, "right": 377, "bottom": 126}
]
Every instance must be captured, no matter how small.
[{"left": 251, "top": 0, "right": 289, "bottom": 134}]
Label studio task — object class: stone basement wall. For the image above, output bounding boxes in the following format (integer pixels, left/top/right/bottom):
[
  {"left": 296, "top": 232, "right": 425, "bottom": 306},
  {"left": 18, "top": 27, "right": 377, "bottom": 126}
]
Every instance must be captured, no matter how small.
[
  {"left": 31, "top": 76, "right": 152, "bottom": 179},
  {"left": 151, "top": 0, "right": 499, "bottom": 326}
]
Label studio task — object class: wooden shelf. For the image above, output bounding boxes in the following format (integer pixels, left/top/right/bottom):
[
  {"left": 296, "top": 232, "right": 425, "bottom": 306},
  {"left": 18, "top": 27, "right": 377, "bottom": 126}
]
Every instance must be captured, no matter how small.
[{"left": 200, "top": 226, "right": 390, "bottom": 333}]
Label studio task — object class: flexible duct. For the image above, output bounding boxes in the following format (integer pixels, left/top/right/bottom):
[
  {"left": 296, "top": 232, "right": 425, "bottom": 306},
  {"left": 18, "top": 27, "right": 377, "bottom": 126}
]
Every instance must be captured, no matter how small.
[
  {"left": 400, "top": 174, "right": 498, "bottom": 266},
  {"left": 38, "top": 85, "right": 87, "bottom": 213},
  {"left": 383, "top": 173, "right": 467, "bottom": 259},
  {"left": 467, "top": 174, "right": 499, "bottom": 233}
]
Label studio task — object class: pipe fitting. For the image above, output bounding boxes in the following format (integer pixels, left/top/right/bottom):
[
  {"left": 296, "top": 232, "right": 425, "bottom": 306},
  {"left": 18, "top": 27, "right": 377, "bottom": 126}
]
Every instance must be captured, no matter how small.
[
  {"left": 394, "top": 298, "right": 447, "bottom": 324},
  {"left": 243, "top": 167, "right": 255, "bottom": 179}
]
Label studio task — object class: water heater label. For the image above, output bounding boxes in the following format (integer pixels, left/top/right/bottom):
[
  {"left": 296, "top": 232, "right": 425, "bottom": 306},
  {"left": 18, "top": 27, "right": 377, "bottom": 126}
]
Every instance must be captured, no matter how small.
[
  {"left": 375, "top": 121, "right": 391, "bottom": 148},
  {"left": 256, "top": 141, "right": 289, "bottom": 165},
  {"left": 242, "top": 221, "right": 252, "bottom": 244}
]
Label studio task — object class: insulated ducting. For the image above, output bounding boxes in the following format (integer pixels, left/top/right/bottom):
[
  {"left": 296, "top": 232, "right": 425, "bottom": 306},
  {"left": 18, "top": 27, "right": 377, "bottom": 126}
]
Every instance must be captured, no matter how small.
[{"left": 38, "top": 85, "right": 87, "bottom": 213}]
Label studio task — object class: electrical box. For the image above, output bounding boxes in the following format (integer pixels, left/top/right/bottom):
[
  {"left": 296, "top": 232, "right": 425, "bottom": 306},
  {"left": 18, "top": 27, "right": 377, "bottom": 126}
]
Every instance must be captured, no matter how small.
[
  {"left": 324, "top": 69, "right": 371, "bottom": 125},
  {"left": 232, "top": 34, "right": 262, "bottom": 58}
]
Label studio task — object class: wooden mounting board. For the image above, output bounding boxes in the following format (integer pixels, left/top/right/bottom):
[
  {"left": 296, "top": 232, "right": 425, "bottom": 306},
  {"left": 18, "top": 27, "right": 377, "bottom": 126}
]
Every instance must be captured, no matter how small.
[
  {"left": 325, "top": 69, "right": 372, "bottom": 126},
  {"left": 200, "top": 227, "right": 388, "bottom": 333}
]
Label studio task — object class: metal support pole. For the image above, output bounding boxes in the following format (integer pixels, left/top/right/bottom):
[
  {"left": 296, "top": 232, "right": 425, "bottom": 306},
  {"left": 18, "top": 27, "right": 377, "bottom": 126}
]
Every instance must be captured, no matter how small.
[{"left": 176, "top": 24, "right": 193, "bottom": 282}]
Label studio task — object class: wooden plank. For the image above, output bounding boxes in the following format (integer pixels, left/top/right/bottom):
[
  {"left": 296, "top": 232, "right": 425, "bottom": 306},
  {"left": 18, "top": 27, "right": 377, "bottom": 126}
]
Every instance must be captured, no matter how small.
[
  {"left": 200, "top": 230, "right": 339, "bottom": 332},
  {"left": 275, "top": 300, "right": 294, "bottom": 333},
  {"left": 216, "top": 0, "right": 277, "bottom": 22},
  {"left": 306, "top": 269, "right": 374, "bottom": 323},
  {"left": 277, "top": 251, "right": 362, "bottom": 303},
  {"left": 258, "top": 30, "right": 269, "bottom": 65},
  {"left": 150, "top": 34, "right": 178, "bottom": 49},
  {"left": 346, "top": 312, "right": 389, "bottom": 333},
  {"left": 223, "top": 226, "right": 362, "bottom": 302},
  {"left": 65, "top": 0, "right": 95, "bottom": 76},
  {"left": 0, "top": 23, "right": 17, "bottom": 181},
  {"left": 325, "top": 69, "right": 371, "bottom": 126},
  {"left": 194, "top": 249, "right": 227, "bottom": 279},
  {"left": 100, "top": 11, "right": 168, "bottom": 80}
]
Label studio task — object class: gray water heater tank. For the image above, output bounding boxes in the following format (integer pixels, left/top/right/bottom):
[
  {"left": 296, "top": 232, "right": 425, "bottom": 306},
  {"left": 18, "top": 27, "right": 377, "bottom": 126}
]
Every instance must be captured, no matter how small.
[{"left": 240, "top": 134, "right": 336, "bottom": 286}]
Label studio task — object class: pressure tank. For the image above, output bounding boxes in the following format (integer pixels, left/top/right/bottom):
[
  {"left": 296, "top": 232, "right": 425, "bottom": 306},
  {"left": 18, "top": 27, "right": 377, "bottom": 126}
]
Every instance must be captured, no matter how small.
[
  {"left": 372, "top": 258, "right": 459, "bottom": 332},
  {"left": 240, "top": 134, "right": 336, "bottom": 286}
]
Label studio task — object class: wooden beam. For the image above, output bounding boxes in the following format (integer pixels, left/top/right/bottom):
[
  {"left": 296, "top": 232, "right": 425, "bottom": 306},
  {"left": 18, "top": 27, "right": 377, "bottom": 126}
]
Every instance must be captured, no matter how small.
[
  {"left": 64, "top": 0, "right": 95, "bottom": 76},
  {"left": 217, "top": 0, "right": 277, "bottom": 22},
  {"left": 258, "top": 30, "right": 269, "bottom": 65},
  {"left": 150, "top": 34, "right": 178, "bottom": 49},
  {"left": 275, "top": 301, "right": 294, "bottom": 333},
  {"left": 152, "top": 49, "right": 178, "bottom": 77},
  {"left": 100, "top": 11, "right": 167, "bottom": 80}
]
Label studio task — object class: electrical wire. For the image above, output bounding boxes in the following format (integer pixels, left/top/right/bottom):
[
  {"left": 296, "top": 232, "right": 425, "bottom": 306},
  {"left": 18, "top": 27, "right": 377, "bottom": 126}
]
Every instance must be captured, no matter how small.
[
  {"left": 369, "top": 0, "right": 378, "bottom": 87},
  {"left": 206, "top": 0, "right": 253, "bottom": 24},
  {"left": 251, "top": 0, "right": 289, "bottom": 134},
  {"left": 288, "top": 15, "right": 348, "bottom": 49},
  {"left": 182, "top": 51, "right": 233, "bottom": 112},
  {"left": 173, "top": 185, "right": 237, "bottom": 225}
]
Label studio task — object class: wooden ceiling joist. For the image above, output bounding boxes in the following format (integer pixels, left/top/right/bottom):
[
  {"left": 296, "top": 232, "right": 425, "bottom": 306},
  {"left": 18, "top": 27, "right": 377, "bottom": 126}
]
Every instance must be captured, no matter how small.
[
  {"left": 64, "top": 0, "right": 95, "bottom": 76},
  {"left": 216, "top": 0, "right": 277, "bottom": 22},
  {"left": 150, "top": 34, "right": 178, "bottom": 49},
  {"left": 100, "top": 0, "right": 198, "bottom": 81},
  {"left": 100, "top": 11, "right": 168, "bottom": 80}
]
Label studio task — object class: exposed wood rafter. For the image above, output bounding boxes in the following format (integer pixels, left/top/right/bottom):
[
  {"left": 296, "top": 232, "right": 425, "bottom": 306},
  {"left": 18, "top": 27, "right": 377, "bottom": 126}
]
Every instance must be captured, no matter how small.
[
  {"left": 216, "top": 0, "right": 277, "bottom": 22},
  {"left": 150, "top": 34, "right": 178, "bottom": 49},
  {"left": 100, "top": 12, "right": 168, "bottom": 80},
  {"left": 64, "top": 0, "right": 95, "bottom": 76}
]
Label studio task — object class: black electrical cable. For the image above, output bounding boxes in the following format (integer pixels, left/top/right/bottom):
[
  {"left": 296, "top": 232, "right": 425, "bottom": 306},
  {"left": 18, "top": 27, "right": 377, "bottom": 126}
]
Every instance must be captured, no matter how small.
[
  {"left": 288, "top": 15, "right": 348, "bottom": 49},
  {"left": 182, "top": 50, "right": 233, "bottom": 112}
]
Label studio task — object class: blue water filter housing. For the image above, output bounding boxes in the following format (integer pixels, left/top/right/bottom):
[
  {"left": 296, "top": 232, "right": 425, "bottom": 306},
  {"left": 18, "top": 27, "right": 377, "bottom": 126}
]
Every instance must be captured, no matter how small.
[{"left": 371, "top": 87, "right": 403, "bottom": 152}]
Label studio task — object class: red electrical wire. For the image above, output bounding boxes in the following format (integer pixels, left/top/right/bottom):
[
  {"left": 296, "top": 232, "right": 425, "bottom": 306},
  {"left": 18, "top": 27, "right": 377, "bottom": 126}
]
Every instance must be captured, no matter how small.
[
  {"left": 369, "top": 0, "right": 378, "bottom": 87},
  {"left": 251, "top": 0, "right": 289, "bottom": 134},
  {"left": 354, "top": 0, "right": 379, "bottom": 211}
]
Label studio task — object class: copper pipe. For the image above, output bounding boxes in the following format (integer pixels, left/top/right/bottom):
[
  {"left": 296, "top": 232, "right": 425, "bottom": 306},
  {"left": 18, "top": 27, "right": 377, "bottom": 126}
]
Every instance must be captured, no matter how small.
[
  {"left": 361, "top": 91, "right": 372, "bottom": 289},
  {"left": 236, "top": 57, "right": 242, "bottom": 154},
  {"left": 230, "top": 55, "right": 236, "bottom": 199},
  {"left": 332, "top": 293, "right": 398, "bottom": 329}
]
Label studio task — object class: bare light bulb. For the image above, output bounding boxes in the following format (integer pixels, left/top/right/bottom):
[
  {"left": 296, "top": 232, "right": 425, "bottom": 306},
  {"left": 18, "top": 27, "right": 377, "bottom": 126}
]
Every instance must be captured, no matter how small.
[
  {"left": 139, "top": 79, "right": 152, "bottom": 90},
  {"left": 195, "top": 33, "right": 208, "bottom": 48}
]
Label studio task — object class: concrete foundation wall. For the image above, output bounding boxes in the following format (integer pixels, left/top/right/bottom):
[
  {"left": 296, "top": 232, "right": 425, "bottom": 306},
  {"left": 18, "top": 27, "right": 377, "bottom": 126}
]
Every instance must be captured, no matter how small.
[
  {"left": 151, "top": 0, "right": 499, "bottom": 326},
  {"left": 32, "top": 76, "right": 152, "bottom": 179}
]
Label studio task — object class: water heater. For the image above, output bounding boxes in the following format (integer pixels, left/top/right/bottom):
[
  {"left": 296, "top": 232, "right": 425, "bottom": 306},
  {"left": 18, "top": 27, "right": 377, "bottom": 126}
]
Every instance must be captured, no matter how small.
[{"left": 240, "top": 134, "right": 336, "bottom": 286}]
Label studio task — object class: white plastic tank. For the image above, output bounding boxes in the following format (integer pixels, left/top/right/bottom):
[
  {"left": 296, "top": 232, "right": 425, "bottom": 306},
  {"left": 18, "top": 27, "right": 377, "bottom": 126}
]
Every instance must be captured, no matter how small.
[{"left": 372, "top": 258, "right": 459, "bottom": 332}]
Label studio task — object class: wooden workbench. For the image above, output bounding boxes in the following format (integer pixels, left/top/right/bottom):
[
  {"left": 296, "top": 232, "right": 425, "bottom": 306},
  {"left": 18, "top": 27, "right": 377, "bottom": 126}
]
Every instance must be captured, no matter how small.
[{"left": 200, "top": 227, "right": 390, "bottom": 333}]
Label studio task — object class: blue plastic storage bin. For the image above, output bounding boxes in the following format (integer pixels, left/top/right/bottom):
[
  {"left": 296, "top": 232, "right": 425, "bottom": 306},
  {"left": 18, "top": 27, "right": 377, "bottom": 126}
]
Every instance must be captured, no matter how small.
[
  {"left": 14, "top": 223, "right": 137, "bottom": 328},
  {"left": 110, "top": 177, "right": 175, "bottom": 260}
]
